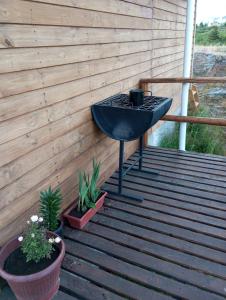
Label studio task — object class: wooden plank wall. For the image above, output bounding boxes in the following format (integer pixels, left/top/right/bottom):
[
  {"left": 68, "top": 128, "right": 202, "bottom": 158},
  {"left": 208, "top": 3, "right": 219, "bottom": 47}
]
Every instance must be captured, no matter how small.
[
  {"left": 150, "top": 0, "right": 187, "bottom": 132},
  {"left": 0, "top": 0, "right": 187, "bottom": 245}
]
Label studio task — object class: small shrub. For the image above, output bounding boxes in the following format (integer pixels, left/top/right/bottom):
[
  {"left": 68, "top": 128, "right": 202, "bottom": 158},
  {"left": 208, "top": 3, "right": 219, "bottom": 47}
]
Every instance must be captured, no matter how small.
[
  {"left": 18, "top": 215, "right": 61, "bottom": 263},
  {"left": 208, "top": 26, "right": 220, "bottom": 42},
  {"left": 77, "top": 159, "right": 101, "bottom": 213},
  {"left": 195, "top": 23, "right": 226, "bottom": 46},
  {"left": 40, "top": 187, "right": 62, "bottom": 232}
]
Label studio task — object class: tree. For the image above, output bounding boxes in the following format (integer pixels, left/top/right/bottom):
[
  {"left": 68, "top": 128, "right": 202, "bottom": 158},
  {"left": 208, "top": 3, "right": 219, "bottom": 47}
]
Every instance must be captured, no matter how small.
[{"left": 208, "top": 26, "right": 220, "bottom": 42}]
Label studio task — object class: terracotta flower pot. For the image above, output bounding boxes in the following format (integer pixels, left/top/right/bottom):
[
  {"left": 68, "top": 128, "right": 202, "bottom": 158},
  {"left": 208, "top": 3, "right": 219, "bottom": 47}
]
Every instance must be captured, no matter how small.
[
  {"left": 0, "top": 232, "right": 65, "bottom": 300},
  {"left": 63, "top": 191, "right": 107, "bottom": 229}
]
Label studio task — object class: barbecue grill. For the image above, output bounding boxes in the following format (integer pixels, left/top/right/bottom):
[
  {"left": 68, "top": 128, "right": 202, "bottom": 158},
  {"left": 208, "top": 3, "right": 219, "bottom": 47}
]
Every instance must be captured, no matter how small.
[{"left": 91, "top": 91, "right": 172, "bottom": 201}]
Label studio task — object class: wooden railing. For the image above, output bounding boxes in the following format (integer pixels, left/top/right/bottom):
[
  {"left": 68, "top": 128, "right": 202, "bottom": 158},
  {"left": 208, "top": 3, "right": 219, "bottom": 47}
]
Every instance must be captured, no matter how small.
[{"left": 139, "top": 77, "right": 226, "bottom": 127}]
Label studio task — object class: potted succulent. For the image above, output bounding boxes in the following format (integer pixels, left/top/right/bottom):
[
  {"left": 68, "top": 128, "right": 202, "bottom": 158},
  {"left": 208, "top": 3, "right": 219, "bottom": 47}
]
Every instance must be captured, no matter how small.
[
  {"left": 0, "top": 215, "right": 65, "bottom": 300},
  {"left": 40, "top": 187, "right": 64, "bottom": 236},
  {"left": 63, "top": 159, "right": 107, "bottom": 229}
]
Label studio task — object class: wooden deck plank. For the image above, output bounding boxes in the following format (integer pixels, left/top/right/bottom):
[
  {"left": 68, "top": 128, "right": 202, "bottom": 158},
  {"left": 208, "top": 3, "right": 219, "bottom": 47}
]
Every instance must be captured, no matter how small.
[
  {"left": 63, "top": 255, "right": 173, "bottom": 300},
  {"left": 60, "top": 146, "right": 226, "bottom": 299},
  {"left": 112, "top": 171, "right": 226, "bottom": 210},
  {"left": 63, "top": 237, "right": 225, "bottom": 300},
  {"left": 144, "top": 147, "right": 226, "bottom": 168},
  {"left": 96, "top": 204, "right": 226, "bottom": 252},
  {"left": 127, "top": 159, "right": 226, "bottom": 189},
  {"left": 103, "top": 194, "right": 226, "bottom": 239},
  {"left": 104, "top": 182, "right": 226, "bottom": 229},
  {"left": 77, "top": 219, "right": 226, "bottom": 279},
  {"left": 130, "top": 155, "right": 226, "bottom": 183},
  {"left": 147, "top": 146, "right": 226, "bottom": 163},
  {"left": 91, "top": 213, "right": 226, "bottom": 265},
  {"left": 141, "top": 150, "right": 226, "bottom": 171},
  {"left": 133, "top": 152, "right": 226, "bottom": 178},
  {"left": 60, "top": 269, "right": 124, "bottom": 300},
  {"left": 124, "top": 164, "right": 226, "bottom": 195},
  {"left": 64, "top": 227, "right": 226, "bottom": 297},
  {"left": 115, "top": 172, "right": 226, "bottom": 218},
  {"left": 54, "top": 290, "right": 80, "bottom": 300}
]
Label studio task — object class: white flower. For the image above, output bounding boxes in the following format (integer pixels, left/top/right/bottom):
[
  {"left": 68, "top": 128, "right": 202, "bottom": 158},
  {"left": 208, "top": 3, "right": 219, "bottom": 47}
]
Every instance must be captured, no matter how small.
[
  {"left": 26, "top": 220, "right": 30, "bottom": 224},
  {"left": 31, "top": 233, "right": 35, "bottom": 238},
  {"left": 54, "top": 237, "right": 61, "bottom": 244},
  {"left": 30, "top": 215, "right": 39, "bottom": 222},
  {"left": 38, "top": 217, "right": 43, "bottom": 223},
  {"left": 18, "top": 236, "right": 23, "bottom": 242},
  {"left": 48, "top": 238, "right": 54, "bottom": 244}
]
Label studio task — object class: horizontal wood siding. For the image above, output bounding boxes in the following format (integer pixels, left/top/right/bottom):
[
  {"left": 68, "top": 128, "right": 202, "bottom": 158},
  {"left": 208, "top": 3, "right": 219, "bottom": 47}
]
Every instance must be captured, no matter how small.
[
  {"left": 0, "top": 0, "right": 187, "bottom": 244},
  {"left": 150, "top": 0, "right": 187, "bottom": 134}
]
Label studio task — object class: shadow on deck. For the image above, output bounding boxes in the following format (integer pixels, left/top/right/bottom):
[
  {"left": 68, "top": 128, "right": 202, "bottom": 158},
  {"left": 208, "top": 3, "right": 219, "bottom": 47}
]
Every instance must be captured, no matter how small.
[{"left": 3, "top": 146, "right": 226, "bottom": 300}]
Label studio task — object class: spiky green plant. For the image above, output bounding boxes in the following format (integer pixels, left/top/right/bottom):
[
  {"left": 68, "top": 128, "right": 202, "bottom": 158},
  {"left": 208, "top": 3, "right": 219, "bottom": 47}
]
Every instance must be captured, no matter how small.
[
  {"left": 40, "top": 187, "right": 62, "bottom": 231},
  {"left": 86, "top": 159, "right": 101, "bottom": 203},
  {"left": 77, "top": 159, "right": 101, "bottom": 213},
  {"left": 77, "top": 171, "right": 90, "bottom": 213}
]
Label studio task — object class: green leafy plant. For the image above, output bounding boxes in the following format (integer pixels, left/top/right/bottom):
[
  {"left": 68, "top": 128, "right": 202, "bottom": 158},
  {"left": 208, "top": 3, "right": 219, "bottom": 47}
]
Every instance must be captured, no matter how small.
[
  {"left": 18, "top": 215, "right": 61, "bottom": 263},
  {"left": 86, "top": 159, "right": 101, "bottom": 202},
  {"left": 160, "top": 106, "right": 225, "bottom": 155},
  {"left": 195, "top": 23, "right": 226, "bottom": 46},
  {"left": 40, "top": 187, "right": 62, "bottom": 232},
  {"left": 77, "top": 159, "right": 101, "bottom": 213}
]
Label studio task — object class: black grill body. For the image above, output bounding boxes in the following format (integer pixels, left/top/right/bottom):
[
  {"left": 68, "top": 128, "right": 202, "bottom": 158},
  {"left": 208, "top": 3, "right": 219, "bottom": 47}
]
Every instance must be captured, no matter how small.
[
  {"left": 91, "top": 94, "right": 172, "bottom": 141},
  {"left": 91, "top": 92, "right": 172, "bottom": 202}
]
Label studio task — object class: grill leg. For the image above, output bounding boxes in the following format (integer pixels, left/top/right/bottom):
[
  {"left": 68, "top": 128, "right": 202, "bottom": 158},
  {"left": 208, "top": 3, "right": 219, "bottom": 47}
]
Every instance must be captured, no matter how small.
[
  {"left": 118, "top": 140, "right": 124, "bottom": 194},
  {"left": 103, "top": 140, "right": 143, "bottom": 202},
  {"left": 135, "top": 134, "right": 158, "bottom": 176},
  {"left": 139, "top": 135, "right": 143, "bottom": 171}
]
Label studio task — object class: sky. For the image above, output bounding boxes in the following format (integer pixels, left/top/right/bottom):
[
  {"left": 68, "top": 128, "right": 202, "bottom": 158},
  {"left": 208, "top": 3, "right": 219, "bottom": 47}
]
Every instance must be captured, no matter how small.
[{"left": 196, "top": 0, "right": 226, "bottom": 23}]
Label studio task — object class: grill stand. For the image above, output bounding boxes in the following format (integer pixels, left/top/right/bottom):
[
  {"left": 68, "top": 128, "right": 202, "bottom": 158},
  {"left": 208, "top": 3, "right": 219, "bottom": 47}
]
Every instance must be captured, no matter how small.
[{"left": 105, "top": 135, "right": 158, "bottom": 202}]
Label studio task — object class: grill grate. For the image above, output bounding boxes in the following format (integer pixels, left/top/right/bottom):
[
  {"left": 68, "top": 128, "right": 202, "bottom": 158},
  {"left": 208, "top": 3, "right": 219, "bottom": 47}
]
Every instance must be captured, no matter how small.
[{"left": 97, "top": 94, "right": 169, "bottom": 111}]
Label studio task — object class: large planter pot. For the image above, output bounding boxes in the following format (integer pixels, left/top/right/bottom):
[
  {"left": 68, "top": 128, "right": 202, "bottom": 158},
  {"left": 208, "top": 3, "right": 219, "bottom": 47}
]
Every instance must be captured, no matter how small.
[
  {"left": 63, "top": 191, "right": 107, "bottom": 229},
  {"left": 0, "top": 233, "right": 65, "bottom": 300}
]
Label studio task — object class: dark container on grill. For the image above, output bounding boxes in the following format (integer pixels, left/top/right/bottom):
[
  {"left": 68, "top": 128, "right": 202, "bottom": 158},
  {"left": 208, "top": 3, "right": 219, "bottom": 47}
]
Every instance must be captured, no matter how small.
[{"left": 129, "top": 89, "right": 144, "bottom": 106}]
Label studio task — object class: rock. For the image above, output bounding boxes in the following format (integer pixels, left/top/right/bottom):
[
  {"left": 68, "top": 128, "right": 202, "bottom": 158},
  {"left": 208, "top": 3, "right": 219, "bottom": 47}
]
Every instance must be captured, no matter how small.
[
  {"left": 193, "top": 50, "right": 226, "bottom": 153},
  {"left": 193, "top": 52, "right": 226, "bottom": 77}
]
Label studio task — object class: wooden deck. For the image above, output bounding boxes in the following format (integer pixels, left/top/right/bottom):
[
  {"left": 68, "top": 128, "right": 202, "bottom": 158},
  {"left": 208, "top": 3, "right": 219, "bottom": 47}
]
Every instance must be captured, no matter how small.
[
  {"left": 59, "top": 146, "right": 226, "bottom": 300},
  {"left": 2, "top": 146, "right": 226, "bottom": 300}
]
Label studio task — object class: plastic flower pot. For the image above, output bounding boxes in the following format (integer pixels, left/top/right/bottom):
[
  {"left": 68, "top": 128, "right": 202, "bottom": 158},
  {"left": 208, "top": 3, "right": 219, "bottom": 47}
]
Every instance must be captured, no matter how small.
[
  {"left": 63, "top": 191, "right": 107, "bottom": 229},
  {"left": 54, "top": 219, "right": 64, "bottom": 237},
  {"left": 0, "top": 232, "right": 65, "bottom": 300}
]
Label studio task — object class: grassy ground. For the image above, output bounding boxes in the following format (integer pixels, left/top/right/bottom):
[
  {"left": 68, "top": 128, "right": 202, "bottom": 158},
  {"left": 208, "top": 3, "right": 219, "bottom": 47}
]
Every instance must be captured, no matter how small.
[{"left": 160, "top": 107, "right": 225, "bottom": 155}]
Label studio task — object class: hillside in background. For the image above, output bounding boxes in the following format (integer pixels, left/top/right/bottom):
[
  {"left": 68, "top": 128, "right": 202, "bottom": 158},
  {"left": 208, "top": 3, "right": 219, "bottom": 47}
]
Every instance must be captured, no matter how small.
[{"left": 195, "top": 23, "right": 226, "bottom": 45}]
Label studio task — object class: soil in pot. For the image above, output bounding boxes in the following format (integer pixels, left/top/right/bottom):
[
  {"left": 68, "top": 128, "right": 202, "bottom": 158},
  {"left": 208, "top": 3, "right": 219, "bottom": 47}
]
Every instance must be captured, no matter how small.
[
  {"left": 69, "top": 192, "right": 105, "bottom": 218},
  {"left": 69, "top": 207, "right": 89, "bottom": 218},
  {"left": 4, "top": 245, "right": 60, "bottom": 276}
]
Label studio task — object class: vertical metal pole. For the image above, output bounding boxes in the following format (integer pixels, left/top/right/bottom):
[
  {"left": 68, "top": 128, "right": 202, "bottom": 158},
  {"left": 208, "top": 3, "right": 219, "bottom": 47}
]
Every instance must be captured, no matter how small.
[
  {"left": 139, "top": 135, "right": 143, "bottom": 170},
  {"left": 118, "top": 140, "right": 124, "bottom": 194},
  {"left": 179, "top": 0, "right": 196, "bottom": 151}
]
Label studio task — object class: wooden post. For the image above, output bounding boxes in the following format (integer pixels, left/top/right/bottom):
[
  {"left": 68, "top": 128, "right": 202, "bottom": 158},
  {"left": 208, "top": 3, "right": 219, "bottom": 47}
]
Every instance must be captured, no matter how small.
[
  {"left": 140, "top": 77, "right": 226, "bottom": 84},
  {"left": 161, "top": 115, "right": 226, "bottom": 126},
  {"left": 139, "top": 78, "right": 226, "bottom": 128},
  {"left": 139, "top": 81, "right": 149, "bottom": 146}
]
